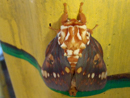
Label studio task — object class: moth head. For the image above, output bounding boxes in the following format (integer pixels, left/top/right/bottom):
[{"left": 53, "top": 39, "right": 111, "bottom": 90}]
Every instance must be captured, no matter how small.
[{"left": 57, "top": 3, "right": 91, "bottom": 50}]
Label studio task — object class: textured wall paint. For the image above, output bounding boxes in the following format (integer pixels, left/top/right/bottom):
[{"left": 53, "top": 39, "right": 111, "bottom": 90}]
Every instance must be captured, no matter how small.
[{"left": 0, "top": 0, "right": 130, "bottom": 98}]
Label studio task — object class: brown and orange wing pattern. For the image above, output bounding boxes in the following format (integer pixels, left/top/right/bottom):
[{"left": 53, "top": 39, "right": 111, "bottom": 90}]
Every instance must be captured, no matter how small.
[
  {"left": 75, "top": 36, "right": 107, "bottom": 91},
  {"left": 41, "top": 37, "right": 71, "bottom": 91}
]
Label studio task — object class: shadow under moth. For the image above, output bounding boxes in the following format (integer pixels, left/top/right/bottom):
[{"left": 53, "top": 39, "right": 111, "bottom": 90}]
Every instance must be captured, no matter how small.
[
  {"left": 42, "top": 3, "right": 106, "bottom": 96},
  {"left": 1, "top": 2, "right": 130, "bottom": 97}
]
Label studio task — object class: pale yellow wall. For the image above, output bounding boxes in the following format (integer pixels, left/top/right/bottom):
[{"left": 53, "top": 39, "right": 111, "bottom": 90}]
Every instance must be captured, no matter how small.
[{"left": 0, "top": 0, "right": 130, "bottom": 98}]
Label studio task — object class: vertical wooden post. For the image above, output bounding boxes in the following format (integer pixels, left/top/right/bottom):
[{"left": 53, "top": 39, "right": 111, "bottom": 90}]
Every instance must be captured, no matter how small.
[{"left": 0, "top": 0, "right": 130, "bottom": 98}]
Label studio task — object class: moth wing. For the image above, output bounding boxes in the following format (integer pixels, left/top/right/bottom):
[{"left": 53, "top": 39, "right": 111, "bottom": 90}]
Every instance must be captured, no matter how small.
[
  {"left": 42, "top": 37, "right": 71, "bottom": 91},
  {"left": 76, "top": 36, "right": 107, "bottom": 91},
  {"left": 45, "top": 38, "right": 55, "bottom": 57}
]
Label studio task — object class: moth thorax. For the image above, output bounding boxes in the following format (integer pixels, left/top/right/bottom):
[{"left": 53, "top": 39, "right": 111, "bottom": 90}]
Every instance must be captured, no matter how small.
[{"left": 58, "top": 24, "right": 90, "bottom": 49}]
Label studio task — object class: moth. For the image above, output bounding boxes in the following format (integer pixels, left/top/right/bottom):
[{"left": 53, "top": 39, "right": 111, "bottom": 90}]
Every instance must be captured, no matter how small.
[{"left": 41, "top": 2, "right": 107, "bottom": 96}]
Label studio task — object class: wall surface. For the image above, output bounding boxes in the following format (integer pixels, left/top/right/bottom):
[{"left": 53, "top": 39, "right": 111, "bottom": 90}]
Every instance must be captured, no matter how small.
[{"left": 0, "top": 0, "right": 130, "bottom": 98}]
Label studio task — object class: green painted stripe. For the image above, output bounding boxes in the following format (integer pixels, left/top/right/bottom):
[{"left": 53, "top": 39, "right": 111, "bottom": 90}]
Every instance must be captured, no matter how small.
[
  {"left": 52, "top": 79, "right": 130, "bottom": 97},
  {"left": 1, "top": 41, "right": 130, "bottom": 97},
  {"left": 1, "top": 41, "right": 42, "bottom": 76}
]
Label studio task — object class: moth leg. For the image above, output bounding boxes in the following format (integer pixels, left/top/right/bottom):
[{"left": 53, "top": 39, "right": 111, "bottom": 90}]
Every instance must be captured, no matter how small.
[
  {"left": 49, "top": 26, "right": 60, "bottom": 33},
  {"left": 61, "top": 3, "right": 68, "bottom": 25},
  {"left": 78, "top": 2, "right": 86, "bottom": 24},
  {"left": 87, "top": 24, "right": 98, "bottom": 34},
  {"left": 92, "top": 24, "right": 98, "bottom": 30}
]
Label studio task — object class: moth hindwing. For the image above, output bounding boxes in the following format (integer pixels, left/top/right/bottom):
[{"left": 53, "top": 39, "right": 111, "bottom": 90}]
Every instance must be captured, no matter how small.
[{"left": 42, "top": 2, "right": 107, "bottom": 96}]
